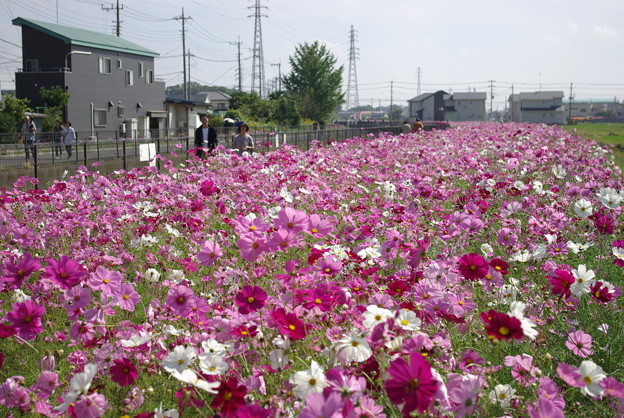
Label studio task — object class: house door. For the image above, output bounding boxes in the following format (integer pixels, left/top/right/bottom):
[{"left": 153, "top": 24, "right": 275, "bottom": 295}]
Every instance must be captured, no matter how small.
[{"left": 149, "top": 117, "right": 161, "bottom": 139}]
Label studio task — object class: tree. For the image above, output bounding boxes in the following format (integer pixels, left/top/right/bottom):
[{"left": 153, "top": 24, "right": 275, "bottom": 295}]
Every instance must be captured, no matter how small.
[
  {"left": 0, "top": 94, "right": 30, "bottom": 134},
  {"left": 39, "top": 86, "right": 69, "bottom": 131},
  {"left": 282, "top": 41, "right": 344, "bottom": 123}
]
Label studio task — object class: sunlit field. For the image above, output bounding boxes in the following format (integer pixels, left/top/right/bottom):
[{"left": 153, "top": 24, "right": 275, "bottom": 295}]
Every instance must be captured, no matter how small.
[{"left": 1, "top": 122, "right": 623, "bottom": 417}]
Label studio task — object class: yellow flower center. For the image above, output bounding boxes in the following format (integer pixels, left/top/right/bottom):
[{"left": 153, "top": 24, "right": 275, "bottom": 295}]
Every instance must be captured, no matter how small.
[
  {"left": 247, "top": 296, "right": 255, "bottom": 303},
  {"left": 499, "top": 326, "right": 509, "bottom": 336},
  {"left": 288, "top": 324, "right": 296, "bottom": 330}
]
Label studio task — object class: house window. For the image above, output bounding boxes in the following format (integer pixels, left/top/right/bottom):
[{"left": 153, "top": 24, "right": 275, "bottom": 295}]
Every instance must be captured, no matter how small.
[
  {"left": 99, "top": 57, "right": 111, "bottom": 74},
  {"left": 118, "top": 106, "right": 125, "bottom": 118},
  {"left": 138, "top": 62, "right": 144, "bottom": 78},
  {"left": 217, "top": 103, "right": 225, "bottom": 109},
  {"left": 25, "top": 59, "right": 39, "bottom": 72},
  {"left": 94, "top": 109, "right": 107, "bottom": 126},
  {"left": 125, "top": 70, "right": 134, "bottom": 86},
  {"left": 117, "top": 59, "right": 122, "bottom": 69},
  {"left": 146, "top": 69, "right": 154, "bottom": 85}
]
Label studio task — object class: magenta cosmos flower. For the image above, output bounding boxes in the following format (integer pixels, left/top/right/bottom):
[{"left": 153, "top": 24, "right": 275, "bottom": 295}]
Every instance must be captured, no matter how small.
[
  {"left": 549, "top": 269, "right": 575, "bottom": 299},
  {"left": 480, "top": 310, "right": 524, "bottom": 341},
  {"left": 2, "top": 252, "right": 41, "bottom": 291},
  {"left": 271, "top": 308, "right": 307, "bottom": 340},
  {"left": 109, "top": 358, "right": 138, "bottom": 386},
  {"left": 235, "top": 285, "right": 268, "bottom": 314},
  {"left": 458, "top": 253, "right": 488, "bottom": 281},
  {"left": 6, "top": 300, "right": 46, "bottom": 341},
  {"left": 165, "top": 285, "right": 196, "bottom": 316},
  {"left": 42, "top": 255, "right": 86, "bottom": 290},
  {"left": 384, "top": 352, "right": 437, "bottom": 415}
]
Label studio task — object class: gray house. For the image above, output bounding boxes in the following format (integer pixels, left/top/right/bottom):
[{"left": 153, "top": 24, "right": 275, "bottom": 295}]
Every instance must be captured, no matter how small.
[
  {"left": 408, "top": 91, "right": 447, "bottom": 121},
  {"left": 13, "top": 17, "right": 166, "bottom": 138},
  {"left": 508, "top": 91, "right": 566, "bottom": 124},
  {"left": 444, "top": 92, "right": 487, "bottom": 121}
]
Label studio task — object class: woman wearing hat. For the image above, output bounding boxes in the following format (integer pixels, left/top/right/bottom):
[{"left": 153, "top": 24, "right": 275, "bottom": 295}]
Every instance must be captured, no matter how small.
[{"left": 233, "top": 122, "right": 254, "bottom": 156}]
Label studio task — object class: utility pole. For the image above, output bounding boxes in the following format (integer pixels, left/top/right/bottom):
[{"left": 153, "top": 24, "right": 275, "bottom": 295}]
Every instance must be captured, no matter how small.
[
  {"left": 417, "top": 67, "right": 421, "bottom": 96},
  {"left": 101, "top": 0, "right": 123, "bottom": 36},
  {"left": 249, "top": 0, "right": 267, "bottom": 97},
  {"left": 568, "top": 82, "right": 574, "bottom": 124},
  {"left": 188, "top": 49, "right": 195, "bottom": 100},
  {"left": 173, "top": 8, "right": 191, "bottom": 100},
  {"left": 510, "top": 84, "right": 514, "bottom": 121},
  {"left": 390, "top": 80, "right": 394, "bottom": 121},
  {"left": 271, "top": 62, "right": 281, "bottom": 91},
  {"left": 230, "top": 36, "right": 243, "bottom": 91},
  {"left": 346, "top": 25, "right": 360, "bottom": 111},
  {"left": 489, "top": 80, "right": 495, "bottom": 120}
]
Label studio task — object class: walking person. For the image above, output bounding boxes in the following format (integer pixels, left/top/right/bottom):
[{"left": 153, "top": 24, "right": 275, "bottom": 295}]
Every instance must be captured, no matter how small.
[
  {"left": 62, "top": 121, "right": 76, "bottom": 159},
  {"left": 412, "top": 118, "right": 424, "bottom": 132},
  {"left": 194, "top": 114, "right": 218, "bottom": 158},
  {"left": 233, "top": 122, "right": 254, "bottom": 156},
  {"left": 21, "top": 116, "right": 36, "bottom": 162},
  {"left": 53, "top": 120, "right": 63, "bottom": 158}
]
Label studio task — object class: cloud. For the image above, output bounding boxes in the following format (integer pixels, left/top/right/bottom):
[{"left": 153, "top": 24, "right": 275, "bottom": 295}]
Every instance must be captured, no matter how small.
[
  {"left": 594, "top": 24, "right": 619, "bottom": 38},
  {"left": 567, "top": 22, "right": 579, "bottom": 31}
]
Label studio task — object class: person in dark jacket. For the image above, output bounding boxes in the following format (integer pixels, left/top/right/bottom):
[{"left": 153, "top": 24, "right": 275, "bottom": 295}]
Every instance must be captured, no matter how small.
[{"left": 194, "top": 114, "right": 218, "bottom": 158}]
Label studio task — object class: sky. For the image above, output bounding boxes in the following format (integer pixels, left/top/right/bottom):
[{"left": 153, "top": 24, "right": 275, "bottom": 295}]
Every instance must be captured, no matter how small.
[{"left": 1, "top": 0, "right": 623, "bottom": 111}]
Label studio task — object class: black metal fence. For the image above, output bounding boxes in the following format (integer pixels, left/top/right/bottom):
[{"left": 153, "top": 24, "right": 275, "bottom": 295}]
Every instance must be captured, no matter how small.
[{"left": 0, "top": 123, "right": 412, "bottom": 189}]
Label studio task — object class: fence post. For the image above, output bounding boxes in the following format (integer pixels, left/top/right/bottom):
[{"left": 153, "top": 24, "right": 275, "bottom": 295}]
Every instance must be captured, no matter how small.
[
  {"left": 116, "top": 130, "right": 119, "bottom": 158},
  {"left": 156, "top": 137, "right": 161, "bottom": 170},
  {"left": 96, "top": 132, "right": 100, "bottom": 161},
  {"left": 33, "top": 144, "right": 38, "bottom": 190},
  {"left": 123, "top": 138, "right": 127, "bottom": 171},
  {"left": 83, "top": 142, "right": 87, "bottom": 166}
]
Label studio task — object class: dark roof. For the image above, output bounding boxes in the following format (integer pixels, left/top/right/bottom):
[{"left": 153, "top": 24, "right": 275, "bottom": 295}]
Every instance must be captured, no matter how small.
[
  {"left": 408, "top": 90, "right": 448, "bottom": 102},
  {"left": 165, "top": 96, "right": 212, "bottom": 106},
  {"left": 12, "top": 17, "right": 159, "bottom": 58},
  {"left": 202, "top": 91, "right": 231, "bottom": 101},
  {"left": 519, "top": 91, "right": 564, "bottom": 100}
]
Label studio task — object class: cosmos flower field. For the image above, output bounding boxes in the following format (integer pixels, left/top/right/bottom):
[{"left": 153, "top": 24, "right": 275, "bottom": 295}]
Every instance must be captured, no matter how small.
[{"left": 1, "top": 122, "right": 624, "bottom": 417}]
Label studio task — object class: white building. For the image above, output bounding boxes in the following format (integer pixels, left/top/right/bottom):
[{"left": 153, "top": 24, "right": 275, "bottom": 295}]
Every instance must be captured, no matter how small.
[
  {"left": 508, "top": 91, "right": 566, "bottom": 124},
  {"left": 444, "top": 92, "right": 487, "bottom": 121}
]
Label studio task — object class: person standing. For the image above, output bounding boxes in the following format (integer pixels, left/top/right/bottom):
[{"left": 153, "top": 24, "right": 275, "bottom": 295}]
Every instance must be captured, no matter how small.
[
  {"left": 21, "top": 116, "right": 36, "bottom": 161},
  {"left": 233, "top": 122, "right": 254, "bottom": 156},
  {"left": 53, "top": 120, "right": 63, "bottom": 158},
  {"left": 62, "top": 121, "right": 76, "bottom": 159},
  {"left": 194, "top": 114, "right": 217, "bottom": 158},
  {"left": 401, "top": 120, "right": 411, "bottom": 134},
  {"left": 412, "top": 118, "right": 424, "bottom": 132}
]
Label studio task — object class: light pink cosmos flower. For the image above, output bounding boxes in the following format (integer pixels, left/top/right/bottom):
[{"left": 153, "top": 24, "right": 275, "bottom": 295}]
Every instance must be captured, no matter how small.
[
  {"left": 274, "top": 207, "right": 308, "bottom": 233},
  {"left": 89, "top": 265, "right": 123, "bottom": 295},
  {"left": 114, "top": 283, "right": 141, "bottom": 312},
  {"left": 565, "top": 330, "right": 593, "bottom": 358},
  {"left": 197, "top": 240, "right": 223, "bottom": 267},
  {"left": 237, "top": 234, "right": 268, "bottom": 262},
  {"left": 504, "top": 354, "right": 539, "bottom": 387},
  {"left": 166, "top": 285, "right": 196, "bottom": 316},
  {"left": 497, "top": 227, "right": 518, "bottom": 247},
  {"left": 35, "top": 371, "right": 58, "bottom": 399}
]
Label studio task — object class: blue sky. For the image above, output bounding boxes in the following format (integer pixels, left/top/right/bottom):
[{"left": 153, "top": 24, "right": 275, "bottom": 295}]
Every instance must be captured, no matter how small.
[{"left": 1, "top": 0, "right": 623, "bottom": 110}]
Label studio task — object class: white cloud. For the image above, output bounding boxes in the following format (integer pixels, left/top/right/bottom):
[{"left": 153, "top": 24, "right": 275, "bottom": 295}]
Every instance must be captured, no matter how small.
[
  {"left": 567, "top": 22, "right": 579, "bottom": 31},
  {"left": 594, "top": 24, "right": 619, "bottom": 38}
]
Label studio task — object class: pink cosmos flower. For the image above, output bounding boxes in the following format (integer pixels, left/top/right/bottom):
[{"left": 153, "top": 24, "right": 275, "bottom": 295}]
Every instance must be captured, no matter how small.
[
  {"left": 72, "top": 393, "right": 108, "bottom": 417},
  {"left": 458, "top": 253, "right": 488, "bottom": 281},
  {"left": 497, "top": 227, "right": 518, "bottom": 247},
  {"left": 300, "top": 289, "right": 333, "bottom": 312},
  {"left": 306, "top": 214, "right": 333, "bottom": 238},
  {"left": 196, "top": 240, "right": 223, "bottom": 267},
  {"left": 268, "top": 228, "right": 300, "bottom": 251},
  {"left": 504, "top": 354, "right": 539, "bottom": 387},
  {"left": 527, "top": 398, "right": 565, "bottom": 418},
  {"left": 70, "top": 321, "right": 95, "bottom": 342},
  {"left": 235, "top": 285, "right": 268, "bottom": 314},
  {"left": 600, "top": 377, "right": 624, "bottom": 398},
  {"left": 385, "top": 352, "right": 437, "bottom": 415},
  {"left": 316, "top": 256, "right": 342, "bottom": 275},
  {"left": 165, "top": 285, "right": 196, "bottom": 316},
  {"left": 42, "top": 255, "right": 86, "bottom": 290},
  {"left": 35, "top": 371, "right": 58, "bottom": 399},
  {"left": 274, "top": 207, "right": 308, "bottom": 233},
  {"left": 594, "top": 213, "right": 615, "bottom": 235},
  {"left": 89, "top": 265, "right": 123, "bottom": 295},
  {"left": 237, "top": 234, "right": 268, "bottom": 262},
  {"left": 448, "top": 374, "right": 483, "bottom": 417},
  {"left": 299, "top": 392, "right": 344, "bottom": 418},
  {"left": 271, "top": 308, "right": 307, "bottom": 340},
  {"left": 6, "top": 300, "right": 46, "bottom": 341},
  {"left": 536, "top": 377, "right": 565, "bottom": 410},
  {"left": 114, "top": 283, "right": 141, "bottom": 312},
  {"left": 566, "top": 330, "right": 593, "bottom": 358},
  {"left": 2, "top": 252, "right": 41, "bottom": 291},
  {"left": 480, "top": 310, "right": 524, "bottom": 341},
  {"left": 589, "top": 281, "right": 617, "bottom": 303},
  {"left": 110, "top": 358, "right": 138, "bottom": 387},
  {"left": 199, "top": 179, "right": 220, "bottom": 196}
]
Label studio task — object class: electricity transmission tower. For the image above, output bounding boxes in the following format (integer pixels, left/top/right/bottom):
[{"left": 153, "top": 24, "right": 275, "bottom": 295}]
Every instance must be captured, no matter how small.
[
  {"left": 249, "top": 0, "right": 267, "bottom": 98},
  {"left": 101, "top": 0, "right": 123, "bottom": 36},
  {"left": 346, "top": 25, "right": 359, "bottom": 111}
]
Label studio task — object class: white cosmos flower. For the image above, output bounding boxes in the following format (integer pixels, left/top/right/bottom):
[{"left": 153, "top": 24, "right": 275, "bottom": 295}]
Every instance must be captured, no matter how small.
[
  {"left": 335, "top": 330, "right": 372, "bottom": 363},
  {"left": 489, "top": 383, "right": 516, "bottom": 408},
  {"left": 613, "top": 246, "right": 624, "bottom": 261},
  {"left": 574, "top": 199, "right": 593, "bottom": 218},
  {"left": 120, "top": 332, "right": 152, "bottom": 348},
  {"left": 154, "top": 403, "right": 179, "bottom": 418},
  {"left": 578, "top": 360, "right": 606, "bottom": 397},
  {"left": 201, "top": 339, "right": 229, "bottom": 355},
  {"left": 571, "top": 265, "right": 596, "bottom": 297},
  {"left": 167, "top": 270, "right": 186, "bottom": 284},
  {"left": 508, "top": 301, "right": 538, "bottom": 340},
  {"left": 269, "top": 349, "right": 289, "bottom": 370},
  {"left": 144, "top": 268, "right": 161, "bottom": 283},
  {"left": 552, "top": 165, "right": 567, "bottom": 179},
  {"left": 597, "top": 190, "right": 622, "bottom": 210},
  {"left": 289, "top": 360, "right": 329, "bottom": 399},
  {"left": 499, "top": 284, "right": 517, "bottom": 303},
  {"left": 162, "top": 345, "right": 196, "bottom": 374},
  {"left": 198, "top": 353, "right": 229, "bottom": 375},
  {"left": 170, "top": 369, "right": 220, "bottom": 393},
  {"left": 394, "top": 309, "right": 422, "bottom": 331},
  {"left": 56, "top": 363, "right": 98, "bottom": 412},
  {"left": 531, "top": 244, "right": 547, "bottom": 260},
  {"left": 12, "top": 289, "right": 31, "bottom": 303},
  {"left": 362, "top": 305, "right": 394, "bottom": 329},
  {"left": 280, "top": 188, "right": 294, "bottom": 203},
  {"left": 480, "top": 243, "right": 494, "bottom": 257}
]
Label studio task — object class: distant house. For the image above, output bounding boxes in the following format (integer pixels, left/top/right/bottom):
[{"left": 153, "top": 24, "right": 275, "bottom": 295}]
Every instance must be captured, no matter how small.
[
  {"left": 408, "top": 91, "right": 486, "bottom": 121},
  {"left": 165, "top": 96, "right": 212, "bottom": 131},
  {"left": 444, "top": 92, "right": 487, "bottom": 122},
  {"left": 202, "top": 91, "right": 231, "bottom": 115},
  {"left": 408, "top": 91, "right": 447, "bottom": 121},
  {"left": 13, "top": 17, "right": 166, "bottom": 138},
  {"left": 508, "top": 91, "right": 566, "bottom": 124}
]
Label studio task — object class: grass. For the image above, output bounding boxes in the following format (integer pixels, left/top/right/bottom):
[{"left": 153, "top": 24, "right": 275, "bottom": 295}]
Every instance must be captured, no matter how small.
[{"left": 562, "top": 123, "right": 624, "bottom": 169}]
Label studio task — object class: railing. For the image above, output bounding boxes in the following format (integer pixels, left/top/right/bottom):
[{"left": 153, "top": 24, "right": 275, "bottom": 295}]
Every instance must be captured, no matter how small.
[{"left": 0, "top": 122, "right": 437, "bottom": 189}]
